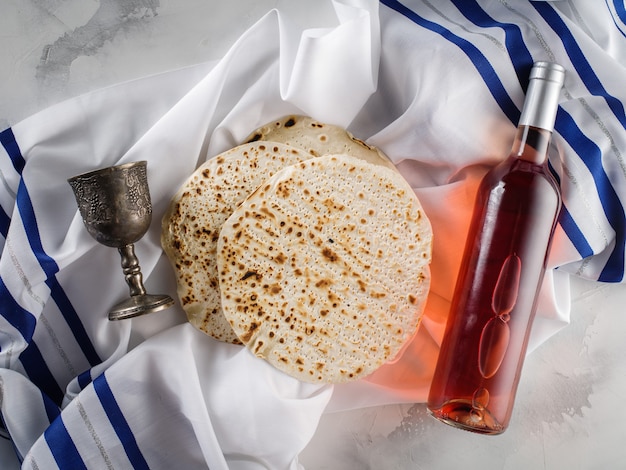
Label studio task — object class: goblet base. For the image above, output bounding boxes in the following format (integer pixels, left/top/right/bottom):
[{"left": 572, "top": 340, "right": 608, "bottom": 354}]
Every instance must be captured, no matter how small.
[{"left": 109, "top": 294, "right": 175, "bottom": 321}]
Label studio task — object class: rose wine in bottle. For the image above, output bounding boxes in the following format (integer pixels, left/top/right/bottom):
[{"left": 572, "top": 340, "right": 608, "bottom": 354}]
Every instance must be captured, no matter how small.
[{"left": 427, "top": 62, "right": 565, "bottom": 434}]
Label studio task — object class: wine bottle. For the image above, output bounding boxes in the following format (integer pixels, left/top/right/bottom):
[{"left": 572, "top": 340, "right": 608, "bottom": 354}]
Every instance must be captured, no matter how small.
[{"left": 427, "top": 62, "right": 565, "bottom": 434}]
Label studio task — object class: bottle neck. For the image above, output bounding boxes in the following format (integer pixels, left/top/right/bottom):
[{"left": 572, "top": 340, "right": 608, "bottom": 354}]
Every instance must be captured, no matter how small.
[
  {"left": 512, "top": 62, "right": 564, "bottom": 165},
  {"left": 518, "top": 63, "right": 564, "bottom": 131},
  {"left": 510, "top": 125, "right": 552, "bottom": 165}
]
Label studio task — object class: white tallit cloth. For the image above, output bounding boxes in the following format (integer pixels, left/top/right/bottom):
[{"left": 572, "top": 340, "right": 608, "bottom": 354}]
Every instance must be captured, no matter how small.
[{"left": 1, "top": 0, "right": 626, "bottom": 468}]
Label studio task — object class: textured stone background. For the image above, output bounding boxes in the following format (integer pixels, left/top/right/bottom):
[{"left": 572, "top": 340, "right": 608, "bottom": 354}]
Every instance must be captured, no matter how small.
[{"left": 2, "top": 2, "right": 626, "bottom": 469}]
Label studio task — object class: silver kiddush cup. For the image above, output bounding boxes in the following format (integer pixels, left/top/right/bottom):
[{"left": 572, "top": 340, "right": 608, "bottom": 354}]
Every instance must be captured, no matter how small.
[{"left": 68, "top": 161, "right": 174, "bottom": 320}]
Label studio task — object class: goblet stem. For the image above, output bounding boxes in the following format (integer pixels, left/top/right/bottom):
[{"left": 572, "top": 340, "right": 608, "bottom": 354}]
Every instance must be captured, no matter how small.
[
  {"left": 119, "top": 244, "right": 147, "bottom": 297},
  {"left": 108, "top": 244, "right": 175, "bottom": 321}
]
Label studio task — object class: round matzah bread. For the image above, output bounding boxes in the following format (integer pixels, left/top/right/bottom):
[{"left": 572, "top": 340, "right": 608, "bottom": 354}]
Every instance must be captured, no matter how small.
[
  {"left": 161, "top": 142, "right": 313, "bottom": 344},
  {"left": 244, "top": 115, "right": 397, "bottom": 170},
  {"left": 217, "top": 154, "right": 432, "bottom": 383}
]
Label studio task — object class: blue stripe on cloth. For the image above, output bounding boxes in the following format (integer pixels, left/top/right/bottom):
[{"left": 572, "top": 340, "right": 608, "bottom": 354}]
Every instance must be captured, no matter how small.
[
  {"left": 380, "top": 0, "right": 520, "bottom": 125},
  {"left": 45, "top": 277, "right": 101, "bottom": 367},
  {"left": 0, "top": 128, "right": 25, "bottom": 175},
  {"left": 13, "top": 176, "right": 102, "bottom": 400},
  {"left": 0, "top": 277, "right": 37, "bottom": 342},
  {"left": 532, "top": 2, "right": 626, "bottom": 130},
  {"left": 610, "top": 0, "right": 626, "bottom": 37},
  {"left": 15, "top": 179, "right": 59, "bottom": 277},
  {"left": 41, "top": 389, "right": 62, "bottom": 424},
  {"left": 77, "top": 369, "right": 93, "bottom": 391},
  {"left": 559, "top": 205, "right": 594, "bottom": 260},
  {"left": 19, "top": 341, "right": 64, "bottom": 405},
  {"left": 451, "top": 0, "right": 534, "bottom": 87},
  {"left": 44, "top": 417, "right": 88, "bottom": 470},
  {"left": 93, "top": 374, "right": 150, "bottom": 470},
  {"left": 0, "top": 207, "right": 10, "bottom": 238},
  {"left": 13, "top": 158, "right": 102, "bottom": 366},
  {"left": 604, "top": 0, "right": 626, "bottom": 37},
  {"left": 1, "top": 129, "right": 102, "bottom": 407},
  {"left": 555, "top": 109, "right": 625, "bottom": 282}
]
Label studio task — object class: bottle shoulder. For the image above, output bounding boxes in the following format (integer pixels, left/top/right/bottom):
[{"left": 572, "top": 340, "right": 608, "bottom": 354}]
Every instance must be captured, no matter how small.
[
  {"left": 477, "top": 156, "right": 561, "bottom": 210},
  {"left": 482, "top": 156, "right": 560, "bottom": 190}
]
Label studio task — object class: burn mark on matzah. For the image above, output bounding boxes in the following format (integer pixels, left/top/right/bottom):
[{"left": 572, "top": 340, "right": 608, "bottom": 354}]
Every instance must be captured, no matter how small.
[
  {"left": 241, "top": 322, "right": 259, "bottom": 343},
  {"left": 241, "top": 271, "right": 259, "bottom": 281},
  {"left": 322, "top": 247, "right": 338, "bottom": 263}
]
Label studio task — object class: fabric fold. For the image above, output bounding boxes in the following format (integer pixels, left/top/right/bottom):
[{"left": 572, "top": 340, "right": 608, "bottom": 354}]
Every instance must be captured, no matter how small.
[
  {"left": 1, "top": 0, "right": 625, "bottom": 468},
  {"left": 279, "top": 0, "right": 380, "bottom": 124},
  {"left": 23, "top": 324, "right": 332, "bottom": 470}
]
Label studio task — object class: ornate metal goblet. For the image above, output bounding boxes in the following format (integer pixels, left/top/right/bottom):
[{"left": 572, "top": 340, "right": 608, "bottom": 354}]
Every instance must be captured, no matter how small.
[{"left": 68, "top": 161, "right": 174, "bottom": 321}]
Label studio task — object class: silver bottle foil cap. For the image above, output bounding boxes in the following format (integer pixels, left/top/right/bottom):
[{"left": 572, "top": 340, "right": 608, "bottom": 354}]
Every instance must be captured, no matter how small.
[{"left": 518, "top": 62, "right": 565, "bottom": 131}]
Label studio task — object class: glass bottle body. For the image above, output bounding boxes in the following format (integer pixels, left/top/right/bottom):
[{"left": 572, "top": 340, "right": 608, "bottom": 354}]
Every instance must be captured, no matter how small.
[{"left": 427, "top": 127, "right": 561, "bottom": 434}]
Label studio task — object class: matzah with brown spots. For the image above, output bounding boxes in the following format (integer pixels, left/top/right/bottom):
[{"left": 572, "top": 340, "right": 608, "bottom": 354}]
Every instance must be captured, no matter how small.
[
  {"left": 217, "top": 154, "right": 432, "bottom": 383},
  {"left": 161, "top": 142, "right": 313, "bottom": 343}
]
